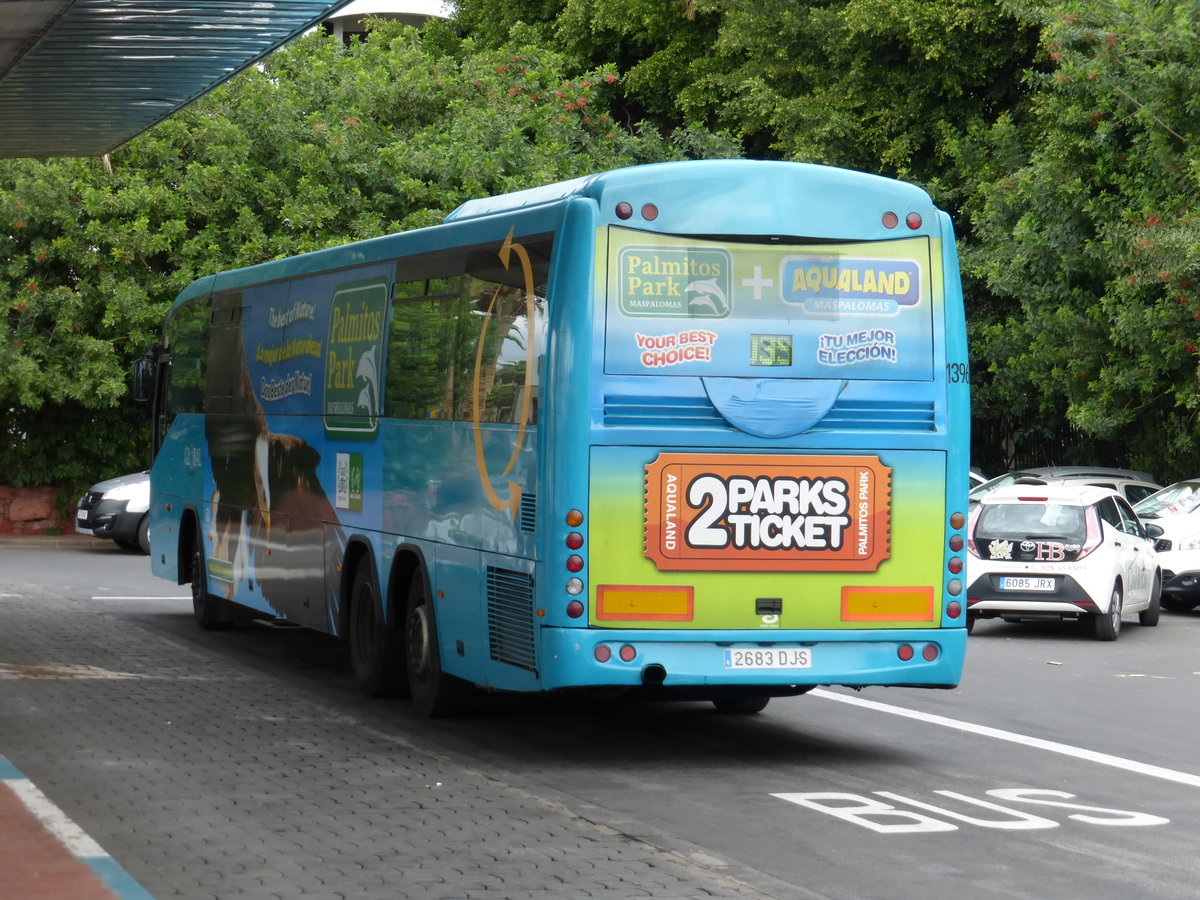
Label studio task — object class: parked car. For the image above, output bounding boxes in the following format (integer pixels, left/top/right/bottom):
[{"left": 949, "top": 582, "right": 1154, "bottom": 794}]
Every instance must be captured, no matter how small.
[
  {"left": 966, "top": 483, "right": 1162, "bottom": 639},
  {"left": 1133, "top": 480, "right": 1200, "bottom": 610},
  {"left": 969, "top": 466, "right": 1160, "bottom": 507},
  {"left": 76, "top": 471, "right": 150, "bottom": 554}
]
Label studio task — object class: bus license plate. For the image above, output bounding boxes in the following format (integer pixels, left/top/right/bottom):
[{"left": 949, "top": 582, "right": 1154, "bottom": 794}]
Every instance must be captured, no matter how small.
[
  {"left": 998, "top": 576, "right": 1055, "bottom": 592},
  {"left": 723, "top": 648, "right": 812, "bottom": 670}
]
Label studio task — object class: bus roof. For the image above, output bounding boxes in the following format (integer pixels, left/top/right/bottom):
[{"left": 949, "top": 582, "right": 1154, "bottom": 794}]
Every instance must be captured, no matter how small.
[
  {"left": 445, "top": 159, "right": 932, "bottom": 222},
  {"left": 171, "top": 159, "right": 940, "bottom": 308}
]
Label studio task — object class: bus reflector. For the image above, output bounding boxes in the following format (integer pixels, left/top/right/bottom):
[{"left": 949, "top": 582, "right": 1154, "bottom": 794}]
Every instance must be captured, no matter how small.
[
  {"left": 922, "top": 644, "right": 939, "bottom": 661},
  {"left": 596, "top": 585, "right": 694, "bottom": 621},
  {"left": 594, "top": 644, "right": 612, "bottom": 663},
  {"left": 841, "top": 586, "right": 934, "bottom": 621}
]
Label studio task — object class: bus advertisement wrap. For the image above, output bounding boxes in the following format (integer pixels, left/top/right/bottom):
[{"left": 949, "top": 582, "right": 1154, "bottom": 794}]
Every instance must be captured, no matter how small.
[
  {"left": 604, "top": 229, "right": 934, "bottom": 382},
  {"left": 643, "top": 453, "right": 892, "bottom": 572}
]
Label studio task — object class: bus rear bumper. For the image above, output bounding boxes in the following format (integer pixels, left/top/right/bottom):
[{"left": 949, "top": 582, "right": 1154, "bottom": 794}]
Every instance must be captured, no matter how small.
[{"left": 537, "top": 627, "right": 967, "bottom": 691}]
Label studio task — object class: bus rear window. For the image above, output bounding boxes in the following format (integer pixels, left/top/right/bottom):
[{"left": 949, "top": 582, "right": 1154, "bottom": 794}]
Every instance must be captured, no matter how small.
[{"left": 604, "top": 227, "right": 935, "bottom": 381}]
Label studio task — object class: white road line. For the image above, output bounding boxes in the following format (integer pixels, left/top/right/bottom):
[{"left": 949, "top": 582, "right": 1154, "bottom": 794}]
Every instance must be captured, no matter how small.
[
  {"left": 812, "top": 688, "right": 1200, "bottom": 789},
  {"left": 90, "top": 596, "right": 190, "bottom": 601},
  {"left": 5, "top": 778, "right": 107, "bottom": 857}
]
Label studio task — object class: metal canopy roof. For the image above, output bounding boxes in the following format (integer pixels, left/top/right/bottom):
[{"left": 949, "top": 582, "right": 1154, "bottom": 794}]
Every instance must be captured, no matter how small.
[{"left": 0, "top": 0, "right": 353, "bottom": 158}]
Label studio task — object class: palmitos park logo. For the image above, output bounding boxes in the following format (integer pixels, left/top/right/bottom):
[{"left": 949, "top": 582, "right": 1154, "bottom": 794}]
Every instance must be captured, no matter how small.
[{"left": 644, "top": 453, "right": 892, "bottom": 572}]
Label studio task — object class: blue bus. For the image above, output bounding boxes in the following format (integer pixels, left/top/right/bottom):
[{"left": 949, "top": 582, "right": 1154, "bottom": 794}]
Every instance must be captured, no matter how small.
[{"left": 135, "top": 159, "right": 970, "bottom": 716}]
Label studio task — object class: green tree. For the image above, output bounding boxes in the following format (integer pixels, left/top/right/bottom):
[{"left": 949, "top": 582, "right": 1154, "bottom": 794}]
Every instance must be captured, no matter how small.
[
  {"left": 452, "top": 0, "right": 1039, "bottom": 180},
  {"left": 954, "top": 0, "right": 1200, "bottom": 479},
  {"left": 0, "top": 20, "right": 737, "bottom": 494}
]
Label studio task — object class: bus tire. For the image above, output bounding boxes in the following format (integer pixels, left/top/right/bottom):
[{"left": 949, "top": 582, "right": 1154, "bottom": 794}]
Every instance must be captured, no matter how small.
[
  {"left": 191, "top": 531, "right": 233, "bottom": 631},
  {"left": 712, "top": 694, "right": 770, "bottom": 714},
  {"left": 347, "top": 563, "right": 406, "bottom": 697},
  {"left": 405, "top": 569, "right": 472, "bottom": 718}
]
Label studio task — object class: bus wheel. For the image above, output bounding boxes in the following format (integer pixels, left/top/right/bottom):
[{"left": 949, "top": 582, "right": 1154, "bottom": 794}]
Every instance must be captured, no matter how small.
[
  {"left": 405, "top": 570, "right": 472, "bottom": 718},
  {"left": 712, "top": 694, "right": 770, "bottom": 714},
  {"left": 191, "top": 532, "right": 232, "bottom": 631},
  {"left": 347, "top": 564, "right": 406, "bottom": 697}
]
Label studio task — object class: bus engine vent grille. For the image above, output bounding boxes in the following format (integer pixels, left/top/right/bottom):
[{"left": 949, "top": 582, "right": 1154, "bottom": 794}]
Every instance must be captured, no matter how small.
[
  {"left": 603, "top": 394, "right": 936, "bottom": 432},
  {"left": 819, "top": 399, "right": 936, "bottom": 432},
  {"left": 518, "top": 491, "right": 536, "bottom": 533},
  {"left": 603, "top": 394, "right": 725, "bottom": 428},
  {"left": 486, "top": 567, "right": 537, "bottom": 672}
]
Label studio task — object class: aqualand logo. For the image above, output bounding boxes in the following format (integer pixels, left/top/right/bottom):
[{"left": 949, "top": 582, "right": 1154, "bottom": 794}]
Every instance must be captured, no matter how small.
[{"left": 782, "top": 256, "right": 921, "bottom": 315}]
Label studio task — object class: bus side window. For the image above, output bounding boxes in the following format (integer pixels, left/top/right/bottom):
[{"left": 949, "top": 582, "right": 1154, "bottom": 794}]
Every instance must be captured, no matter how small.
[
  {"left": 385, "top": 296, "right": 465, "bottom": 420},
  {"left": 383, "top": 234, "right": 551, "bottom": 424},
  {"left": 461, "top": 276, "right": 542, "bottom": 425},
  {"left": 164, "top": 295, "right": 210, "bottom": 416}
]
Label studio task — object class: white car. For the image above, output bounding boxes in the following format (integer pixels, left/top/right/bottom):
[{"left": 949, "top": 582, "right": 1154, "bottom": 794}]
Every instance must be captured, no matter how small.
[
  {"left": 1133, "top": 480, "right": 1200, "bottom": 610},
  {"left": 75, "top": 471, "right": 151, "bottom": 554},
  {"left": 970, "top": 466, "right": 1161, "bottom": 507},
  {"left": 966, "top": 483, "right": 1161, "bottom": 640}
]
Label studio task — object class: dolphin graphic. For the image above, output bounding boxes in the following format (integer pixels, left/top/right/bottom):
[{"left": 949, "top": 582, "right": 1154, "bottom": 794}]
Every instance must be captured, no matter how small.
[
  {"left": 685, "top": 278, "right": 729, "bottom": 316},
  {"left": 356, "top": 346, "right": 378, "bottom": 413}
]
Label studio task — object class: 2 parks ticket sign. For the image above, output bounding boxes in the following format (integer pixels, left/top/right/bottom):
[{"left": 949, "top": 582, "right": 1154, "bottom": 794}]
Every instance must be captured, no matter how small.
[{"left": 643, "top": 453, "right": 892, "bottom": 572}]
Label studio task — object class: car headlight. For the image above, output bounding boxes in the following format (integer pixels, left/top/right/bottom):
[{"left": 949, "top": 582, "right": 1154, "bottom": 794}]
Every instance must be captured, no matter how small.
[{"left": 103, "top": 481, "right": 145, "bottom": 502}]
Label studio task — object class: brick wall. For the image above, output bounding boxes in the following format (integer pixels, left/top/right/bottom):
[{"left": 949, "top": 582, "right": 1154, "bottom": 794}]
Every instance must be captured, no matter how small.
[{"left": 0, "top": 487, "right": 75, "bottom": 535}]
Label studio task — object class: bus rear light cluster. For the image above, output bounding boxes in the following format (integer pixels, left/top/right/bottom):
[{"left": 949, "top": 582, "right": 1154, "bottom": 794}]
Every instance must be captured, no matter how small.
[
  {"left": 593, "top": 644, "right": 637, "bottom": 663},
  {"left": 614, "top": 201, "right": 659, "bottom": 221},
  {"left": 565, "top": 509, "right": 586, "bottom": 613},
  {"left": 945, "top": 510, "right": 966, "bottom": 611},
  {"left": 897, "top": 644, "right": 940, "bottom": 662},
  {"left": 882, "top": 211, "right": 925, "bottom": 230}
]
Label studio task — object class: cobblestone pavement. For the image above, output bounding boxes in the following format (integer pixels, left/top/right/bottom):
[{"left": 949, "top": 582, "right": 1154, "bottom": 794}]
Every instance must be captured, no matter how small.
[{"left": 0, "top": 576, "right": 782, "bottom": 900}]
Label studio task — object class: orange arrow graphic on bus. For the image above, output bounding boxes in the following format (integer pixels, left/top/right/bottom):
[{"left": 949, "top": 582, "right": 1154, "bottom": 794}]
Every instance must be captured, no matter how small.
[{"left": 472, "top": 226, "right": 537, "bottom": 520}]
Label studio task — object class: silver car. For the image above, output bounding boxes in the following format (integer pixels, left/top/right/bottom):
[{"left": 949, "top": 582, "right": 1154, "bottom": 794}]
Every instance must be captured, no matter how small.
[{"left": 76, "top": 471, "right": 150, "bottom": 554}]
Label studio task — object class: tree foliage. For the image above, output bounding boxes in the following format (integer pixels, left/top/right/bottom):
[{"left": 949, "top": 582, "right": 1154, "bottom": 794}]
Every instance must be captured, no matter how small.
[
  {"left": 955, "top": 0, "right": 1200, "bottom": 478},
  {"left": 6, "top": 0, "right": 1200, "bottom": 490},
  {"left": 0, "top": 21, "right": 737, "bottom": 491},
  {"left": 453, "top": 0, "right": 1039, "bottom": 180}
]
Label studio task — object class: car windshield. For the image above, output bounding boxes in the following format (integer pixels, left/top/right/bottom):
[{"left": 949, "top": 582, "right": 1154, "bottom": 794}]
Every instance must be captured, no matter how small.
[
  {"left": 976, "top": 502, "right": 1087, "bottom": 541},
  {"left": 1133, "top": 482, "right": 1200, "bottom": 518}
]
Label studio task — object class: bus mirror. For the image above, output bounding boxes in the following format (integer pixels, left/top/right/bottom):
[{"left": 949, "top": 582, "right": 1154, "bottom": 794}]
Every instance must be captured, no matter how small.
[{"left": 132, "top": 354, "right": 156, "bottom": 403}]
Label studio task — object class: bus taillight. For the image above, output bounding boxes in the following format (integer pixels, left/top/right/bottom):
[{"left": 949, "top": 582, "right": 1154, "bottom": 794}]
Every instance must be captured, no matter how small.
[
  {"left": 565, "top": 510, "right": 587, "bottom": 608},
  {"left": 906, "top": 212, "right": 923, "bottom": 229}
]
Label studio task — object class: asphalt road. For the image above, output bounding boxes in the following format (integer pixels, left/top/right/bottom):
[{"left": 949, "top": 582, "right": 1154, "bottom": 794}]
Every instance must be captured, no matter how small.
[{"left": 3, "top": 538, "right": 1199, "bottom": 899}]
